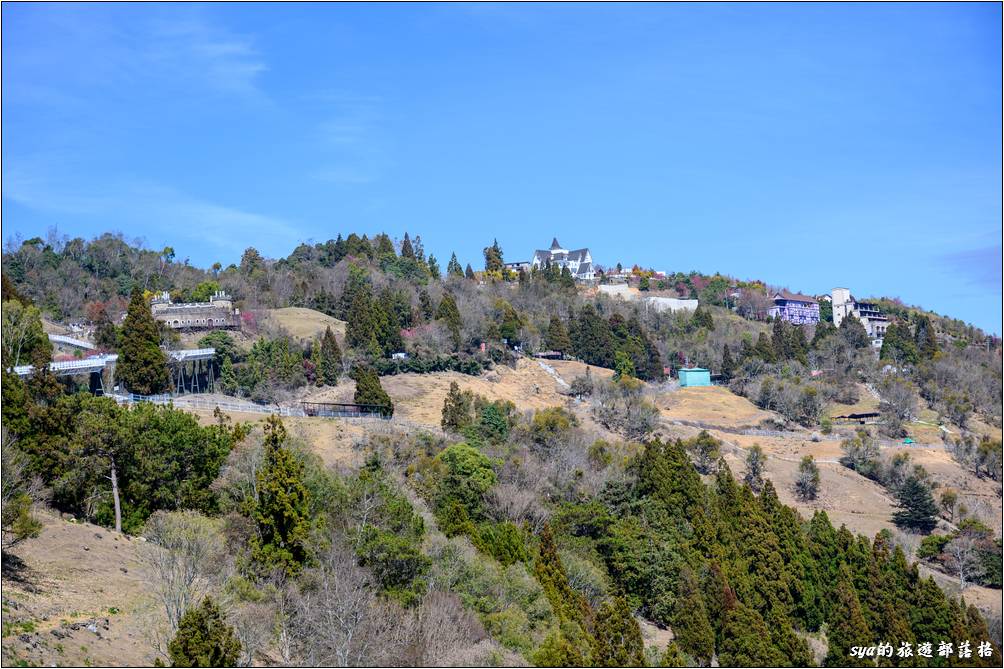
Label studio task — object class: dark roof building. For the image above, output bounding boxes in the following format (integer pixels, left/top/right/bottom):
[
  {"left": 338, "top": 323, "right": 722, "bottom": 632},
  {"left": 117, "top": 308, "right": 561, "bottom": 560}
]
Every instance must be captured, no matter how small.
[{"left": 530, "top": 238, "right": 595, "bottom": 281}]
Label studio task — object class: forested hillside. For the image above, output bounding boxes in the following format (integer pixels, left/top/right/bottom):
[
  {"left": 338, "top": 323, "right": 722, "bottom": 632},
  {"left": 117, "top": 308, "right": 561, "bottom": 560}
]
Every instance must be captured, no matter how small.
[{"left": 2, "top": 229, "right": 1001, "bottom": 667}]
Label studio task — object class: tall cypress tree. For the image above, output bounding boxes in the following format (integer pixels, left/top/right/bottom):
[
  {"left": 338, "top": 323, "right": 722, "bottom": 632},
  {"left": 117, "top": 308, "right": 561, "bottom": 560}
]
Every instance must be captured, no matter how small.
[
  {"left": 671, "top": 567, "right": 715, "bottom": 665},
  {"left": 720, "top": 344, "right": 735, "bottom": 381},
  {"left": 352, "top": 365, "right": 394, "bottom": 417},
  {"left": 346, "top": 287, "right": 380, "bottom": 356},
  {"left": 824, "top": 567, "right": 874, "bottom": 666},
  {"left": 435, "top": 293, "right": 463, "bottom": 352},
  {"left": 118, "top": 288, "right": 170, "bottom": 394},
  {"left": 253, "top": 416, "right": 311, "bottom": 575},
  {"left": 318, "top": 326, "right": 342, "bottom": 385},
  {"left": 447, "top": 252, "right": 464, "bottom": 277},
  {"left": 464, "top": 263, "right": 476, "bottom": 280},
  {"left": 592, "top": 596, "right": 645, "bottom": 667},
  {"left": 400, "top": 232, "right": 415, "bottom": 259},
  {"left": 545, "top": 316, "right": 572, "bottom": 355}
]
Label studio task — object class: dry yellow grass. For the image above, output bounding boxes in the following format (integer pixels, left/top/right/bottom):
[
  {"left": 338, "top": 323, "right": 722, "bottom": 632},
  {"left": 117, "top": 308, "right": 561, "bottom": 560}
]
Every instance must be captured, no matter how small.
[
  {"left": 656, "top": 385, "right": 773, "bottom": 428},
  {"left": 1, "top": 511, "right": 164, "bottom": 667},
  {"left": 264, "top": 307, "right": 346, "bottom": 344},
  {"left": 305, "top": 358, "right": 577, "bottom": 429}
]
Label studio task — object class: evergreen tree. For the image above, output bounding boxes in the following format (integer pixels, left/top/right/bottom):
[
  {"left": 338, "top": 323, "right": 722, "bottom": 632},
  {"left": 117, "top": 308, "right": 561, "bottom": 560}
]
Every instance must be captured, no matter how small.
[
  {"left": 913, "top": 315, "right": 939, "bottom": 359},
  {"left": 465, "top": 263, "right": 476, "bottom": 280},
  {"left": 691, "top": 305, "right": 715, "bottom": 331},
  {"left": 743, "top": 443, "right": 766, "bottom": 493},
  {"left": 483, "top": 238, "right": 504, "bottom": 273},
  {"left": 426, "top": 254, "right": 441, "bottom": 279},
  {"left": 671, "top": 567, "right": 715, "bottom": 665},
  {"left": 753, "top": 332, "right": 776, "bottom": 363},
  {"left": 534, "top": 525, "right": 589, "bottom": 625},
  {"left": 346, "top": 286, "right": 380, "bottom": 356},
  {"left": 418, "top": 289, "right": 435, "bottom": 321},
  {"left": 440, "top": 381, "right": 473, "bottom": 432},
  {"left": 559, "top": 265, "right": 575, "bottom": 288},
  {"left": 400, "top": 232, "right": 415, "bottom": 259},
  {"left": 720, "top": 344, "right": 735, "bottom": 381},
  {"left": 252, "top": 416, "right": 311, "bottom": 576},
  {"left": 318, "top": 326, "right": 342, "bottom": 385},
  {"left": 892, "top": 475, "right": 938, "bottom": 533},
  {"left": 447, "top": 252, "right": 464, "bottom": 277},
  {"left": 812, "top": 320, "right": 838, "bottom": 348},
  {"left": 824, "top": 568, "right": 874, "bottom": 666},
  {"left": 881, "top": 321, "right": 919, "bottom": 365},
  {"left": 352, "top": 365, "right": 394, "bottom": 417},
  {"left": 545, "top": 316, "right": 572, "bottom": 355},
  {"left": 219, "top": 356, "right": 238, "bottom": 395},
  {"left": 718, "top": 596, "right": 784, "bottom": 666},
  {"left": 117, "top": 287, "right": 170, "bottom": 394},
  {"left": 435, "top": 292, "right": 463, "bottom": 352},
  {"left": 572, "top": 305, "right": 616, "bottom": 368},
  {"left": 839, "top": 314, "right": 871, "bottom": 349},
  {"left": 374, "top": 233, "right": 396, "bottom": 258},
  {"left": 592, "top": 596, "right": 645, "bottom": 667},
  {"left": 795, "top": 455, "right": 820, "bottom": 501},
  {"left": 167, "top": 597, "right": 240, "bottom": 668},
  {"left": 659, "top": 642, "right": 687, "bottom": 667}
]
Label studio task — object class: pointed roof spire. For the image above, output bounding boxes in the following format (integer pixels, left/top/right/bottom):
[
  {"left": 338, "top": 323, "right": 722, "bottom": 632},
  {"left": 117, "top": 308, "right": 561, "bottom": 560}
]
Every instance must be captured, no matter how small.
[{"left": 550, "top": 237, "right": 561, "bottom": 250}]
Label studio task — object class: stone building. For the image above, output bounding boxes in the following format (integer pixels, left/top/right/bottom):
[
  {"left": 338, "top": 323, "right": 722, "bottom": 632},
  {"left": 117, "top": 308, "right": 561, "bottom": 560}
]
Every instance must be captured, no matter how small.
[{"left": 151, "top": 291, "right": 239, "bottom": 330}]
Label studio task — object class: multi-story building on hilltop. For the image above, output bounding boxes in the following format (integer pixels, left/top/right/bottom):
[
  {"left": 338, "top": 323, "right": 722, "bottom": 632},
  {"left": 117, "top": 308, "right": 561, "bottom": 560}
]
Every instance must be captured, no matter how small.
[
  {"left": 151, "top": 291, "right": 239, "bottom": 330},
  {"left": 832, "top": 287, "right": 889, "bottom": 348},
  {"left": 768, "top": 290, "right": 820, "bottom": 325},
  {"left": 530, "top": 238, "right": 595, "bottom": 281}
]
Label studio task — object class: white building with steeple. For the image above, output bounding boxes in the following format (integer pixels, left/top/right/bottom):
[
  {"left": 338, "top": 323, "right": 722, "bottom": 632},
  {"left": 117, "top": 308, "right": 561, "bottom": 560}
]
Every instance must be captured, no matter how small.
[{"left": 530, "top": 238, "right": 595, "bottom": 281}]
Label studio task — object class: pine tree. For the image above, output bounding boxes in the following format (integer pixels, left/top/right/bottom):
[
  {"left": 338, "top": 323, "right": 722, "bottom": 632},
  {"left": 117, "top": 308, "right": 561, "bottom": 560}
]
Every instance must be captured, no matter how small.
[
  {"left": 252, "top": 416, "right": 311, "bottom": 576},
  {"left": 374, "top": 233, "right": 396, "bottom": 258},
  {"left": 426, "top": 254, "right": 441, "bottom": 279},
  {"left": 318, "top": 326, "right": 342, "bottom": 385},
  {"left": 913, "top": 315, "right": 939, "bottom": 359},
  {"left": 352, "top": 365, "right": 393, "bottom": 417},
  {"left": 720, "top": 343, "right": 735, "bottom": 381},
  {"left": 167, "top": 597, "right": 240, "bottom": 667},
  {"left": 671, "top": 567, "right": 715, "bottom": 665},
  {"left": 592, "top": 596, "right": 645, "bottom": 667},
  {"left": 346, "top": 286, "right": 380, "bottom": 356},
  {"left": 400, "top": 232, "right": 415, "bottom": 259},
  {"left": 117, "top": 287, "right": 170, "bottom": 394},
  {"left": 465, "top": 263, "right": 476, "bottom": 280},
  {"left": 219, "top": 356, "right": 238, "bottom": 395},
  {"left": 483, "top": 238, "right": 504, "bottom": 273},
  {"left": 753, "top": 332, "right": 776, "bottom": 363},
  {"left": 691, "top": 305, "right": 715, "bottom": 331},
  {"left": 824, "top": 568, "right": 874, "bottom": 666},
  {"left": 545, "top": 316, "right": 572, "bottom": 355},
  {"left": 418, "top": 289, "right": 435, "bottom": 321},
  {"left": 534, "top": 525, "right": 589, "bottom": 625},
  {"left": 440, "top": 381, "right": 473, "bottom": 431},
  {"left": 435, "top": 292, "right": 463, "bottom": 352},
  {"left": 892, "top": 475, "right": 938, "bottom": 533},
  {"left": 447, "top": 252, "right": 464, "bottom": 277},
  {"left": 659, "top": 642, "right": 687, "bottom": 667},
  {"left": 881, "top": 322, "right": 919, "bottom": 365},
  {"left": 718, "top": 596, "right": 784, "bottom": 666}
]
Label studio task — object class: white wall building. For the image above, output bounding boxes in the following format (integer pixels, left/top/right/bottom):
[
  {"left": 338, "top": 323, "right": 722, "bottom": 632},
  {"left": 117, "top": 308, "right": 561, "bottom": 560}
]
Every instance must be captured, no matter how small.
[
  {"left": 832, "top": 287, "right": 889, "bottom": 348},
  {"left": 531, "top": 238, "right": 595, "bottom": 281}
]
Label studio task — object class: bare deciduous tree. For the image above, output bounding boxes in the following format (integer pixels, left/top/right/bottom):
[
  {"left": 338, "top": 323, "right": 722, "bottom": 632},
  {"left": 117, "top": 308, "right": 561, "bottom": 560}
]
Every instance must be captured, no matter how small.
[{"left": 141, "top": 510, "right": 227, "bottom": 634}]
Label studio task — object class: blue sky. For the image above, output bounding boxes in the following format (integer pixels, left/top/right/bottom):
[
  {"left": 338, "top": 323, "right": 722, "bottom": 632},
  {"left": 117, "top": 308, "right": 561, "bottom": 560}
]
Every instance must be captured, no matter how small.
[{"left": 3, "top": 3, "right": 1001, "bottom": 332}]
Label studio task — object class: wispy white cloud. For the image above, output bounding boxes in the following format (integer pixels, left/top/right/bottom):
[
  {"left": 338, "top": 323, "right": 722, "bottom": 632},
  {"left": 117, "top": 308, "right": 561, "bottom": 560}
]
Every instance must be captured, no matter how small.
[
  {"left": 309, "top": 94, "right": 392, "bottom": 185},
  {"left": 1, "top": 169, "right": 301, "bottom": 259}
]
